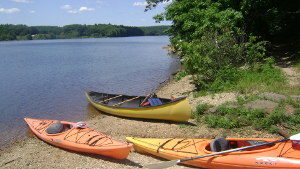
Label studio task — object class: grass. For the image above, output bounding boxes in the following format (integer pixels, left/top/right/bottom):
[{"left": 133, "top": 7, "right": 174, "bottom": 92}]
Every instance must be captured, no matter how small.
[
  {"left": 234, "top": 64, "right": 286, "bottom": 94},
  {"left": 235, "top": 95, "right": 261, "bottom": 105},
  {"left": 278, "top": 98, "right": 300, "bottom": 109},
  {"left": 193, "top": 60, "right": 300, "bottom": 97},
  {"left": 192, "top": 103, "right": 213, "bottom": 121},
  {"left": 178, "top": 124, "right": 190, "bottom": 128},
  {"left": 202, "top": 105, "right": 300, "bottom": 134}
]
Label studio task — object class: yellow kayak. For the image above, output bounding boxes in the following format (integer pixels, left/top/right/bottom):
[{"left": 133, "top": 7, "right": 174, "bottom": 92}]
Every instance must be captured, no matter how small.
[
  {"left": 126, "top": 137, "right": 300, "bottom": 169},
  {"left": 85, "top": 91, "right": 191, "bottom": 121}
]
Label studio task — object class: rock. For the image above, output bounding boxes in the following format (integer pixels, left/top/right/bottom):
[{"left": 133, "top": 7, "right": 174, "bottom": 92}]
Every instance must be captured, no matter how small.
[
  {"left": 259, "top": 92, "right": 287, "bottom": 101},
  {"left": 291, "top": 95, "right": 300, "bottom": 101},
  {"left": 225, "top": 104, "right": 239, "bottom": 108},
  {"left": 284, "top": 105, "right": 295, "bottom": 115},
  {"left": 206, "top": 107, "right": 218, "bottom": 114},
  {"left": 243, "top": 99, "right": 278, "bottom": 113}
]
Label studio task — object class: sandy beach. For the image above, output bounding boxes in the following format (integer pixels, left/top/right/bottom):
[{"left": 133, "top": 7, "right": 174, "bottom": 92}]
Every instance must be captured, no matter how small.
[{"left": 0, "top": 75, "right": 280, "bottom": 169}]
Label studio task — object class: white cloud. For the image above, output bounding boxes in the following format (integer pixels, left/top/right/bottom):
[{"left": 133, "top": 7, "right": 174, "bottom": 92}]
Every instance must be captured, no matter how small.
[
  {"left": 61, "top": 5, "right": 72, "bottom": 10},
  {"left": 85, "top": 0, "right": 109, "bottom": 8},
  {"left": 61, "top": 5, "right": 94, "bottom": 14},
  {"left": 29, "top": 10, "right": 35, "bottom": 13},
  {"left": 61, "top": 6, "right": 94, "bottom": 14},
  {"left": 79, "top": 7, "right": 94, "bottom": 11},
  {"left": 11, "top": 0, "right": 30, "bottom": 3},
  {"left": 133, "top": 0, "right": 172, "bottom": 7},
  {"left": 133, "top": 2, "right": 147, "bottom": 7},
  {"left": 0, "top": 8, "right": 20, "bottom": 14},
  {"left": 68, "top": 9, "right": 78, "bottom": 14}
]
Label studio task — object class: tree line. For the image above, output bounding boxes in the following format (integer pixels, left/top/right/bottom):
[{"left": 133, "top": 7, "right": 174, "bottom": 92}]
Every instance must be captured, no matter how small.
[{"left": 0, "top": 24, "right": 170, "bottom": 41}]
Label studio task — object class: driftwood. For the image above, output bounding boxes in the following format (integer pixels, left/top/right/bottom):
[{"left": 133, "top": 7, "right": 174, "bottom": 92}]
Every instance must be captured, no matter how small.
[
  {"left": 1, "top": 157, "right": 21, "bottom": 167},
  {"left": 280, "top": 123, "right": 299, "bottom": 131},
  {"left": 274, "top": 124, "right": 291, "bottom": 138}
]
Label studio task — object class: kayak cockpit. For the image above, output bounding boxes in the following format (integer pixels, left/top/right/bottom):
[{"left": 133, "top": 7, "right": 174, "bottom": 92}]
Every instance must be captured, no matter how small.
[
  {"left": 205, "top": 137, "right": 276, "bottom": 153},
  {"left": 46, "top": 121, "right": 73, "bottom": 134}
]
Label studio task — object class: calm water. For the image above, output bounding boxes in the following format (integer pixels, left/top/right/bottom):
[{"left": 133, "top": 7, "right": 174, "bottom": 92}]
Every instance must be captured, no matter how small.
[{"left": 0, "top": 36, "right": 180, "bottom": 148}]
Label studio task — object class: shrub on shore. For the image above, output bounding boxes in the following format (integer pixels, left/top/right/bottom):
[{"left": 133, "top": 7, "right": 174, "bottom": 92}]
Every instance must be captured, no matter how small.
[{"left": 200, "top": 100, "right": 300, "bottom": 134}]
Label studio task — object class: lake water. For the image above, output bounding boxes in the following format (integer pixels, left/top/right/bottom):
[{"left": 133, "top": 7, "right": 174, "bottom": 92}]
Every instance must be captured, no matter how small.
[{"left": 0, "top": 36, "right": 180, "bottom": 149}]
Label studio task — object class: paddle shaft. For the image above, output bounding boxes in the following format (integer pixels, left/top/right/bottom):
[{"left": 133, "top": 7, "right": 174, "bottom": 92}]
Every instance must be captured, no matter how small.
[
  {"left": 179, "top": 138, "right": 290, "bottom": 163},
  {"left": 140, "top": 93, "right": 153, "bottom": 106},
  {"left": 99, "top": 95, "right": 122, "bottom": 103},
  {"left": 113, "top": 96, "right": 140, "bottom": 106}
]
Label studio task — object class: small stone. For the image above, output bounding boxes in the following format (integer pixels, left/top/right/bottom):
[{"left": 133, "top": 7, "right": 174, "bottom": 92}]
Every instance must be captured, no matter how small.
[
  {"left": 206, "top": 107, "right": 218, "bottom": 114},
  {"left": 291, "top": 95, "right": 300, "bottom": 101},
  {"left": 259, "top": 92, "right": 287, "bottom": 101},
  {"left": 284, "top": 105, "right": 295, "bottom": 115},
  {"left": 225, "top": 104, "right": 239, "bottom": 108}
]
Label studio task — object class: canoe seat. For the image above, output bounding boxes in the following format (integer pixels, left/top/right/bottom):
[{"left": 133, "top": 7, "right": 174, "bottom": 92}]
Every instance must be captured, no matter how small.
[
  {"left": 148, "top": 98, "right": 163, "bottom": 106},
  {"left": 210, "top": 137, "right": 229, "bottom": 152},
  {"left": 46, "top": 121, "right": 64, "bottom": 134}
]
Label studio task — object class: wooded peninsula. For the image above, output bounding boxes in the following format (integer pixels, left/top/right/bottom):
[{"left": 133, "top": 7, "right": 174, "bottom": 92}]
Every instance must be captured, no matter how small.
[{"left": 0, "top": 24, "right": 169, "bottom": 41}]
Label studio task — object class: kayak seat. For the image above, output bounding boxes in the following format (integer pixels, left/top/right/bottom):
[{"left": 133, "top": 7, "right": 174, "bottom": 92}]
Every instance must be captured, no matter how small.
[
  {"left": 148, "top": 98, "right": 163, "bottom": 106},
  {"left": 210, "top": 137, "right": 229, "bottom": 152},
  {"left": 46, "top": 121, "right": 64, "bottom": 134}
]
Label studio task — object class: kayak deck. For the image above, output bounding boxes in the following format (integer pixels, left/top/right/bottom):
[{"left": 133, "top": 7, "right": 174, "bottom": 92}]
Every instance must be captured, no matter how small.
[
  {"left": 25, "top": 118, "right": 133, "bottom": 159},
  {"left": 126, "top": 137, "right": 300, "bottom": 169}
]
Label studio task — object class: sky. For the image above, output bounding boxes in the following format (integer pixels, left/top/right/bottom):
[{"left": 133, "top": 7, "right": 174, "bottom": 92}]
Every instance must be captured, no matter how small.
[{"left": 0, "top": 0, "right": 171, "bottom": 26}]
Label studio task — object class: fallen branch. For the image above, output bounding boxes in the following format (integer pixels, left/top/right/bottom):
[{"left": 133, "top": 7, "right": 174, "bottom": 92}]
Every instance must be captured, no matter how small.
[
  {"left": 1, "top": 157, "right": 21, "bottom": 167},
  {"left": 274, "top": 124, "right": 291, "bottom": 138}
]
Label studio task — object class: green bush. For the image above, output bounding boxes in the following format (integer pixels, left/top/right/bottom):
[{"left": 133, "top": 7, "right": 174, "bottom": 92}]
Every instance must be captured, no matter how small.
[
  {"left": 174, "top": 70, "right": 187, "bottom": 81},
  {"left": 182, "top": 28, "right": 269, "bottom": 92},
  {"left": 192, "top": 103, "right": 212, "bottom": 121}
]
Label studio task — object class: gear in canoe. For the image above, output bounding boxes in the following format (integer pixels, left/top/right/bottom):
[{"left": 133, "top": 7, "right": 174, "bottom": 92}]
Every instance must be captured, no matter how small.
[
  {"left": 24, "top": 118, "right": 133, "bottom": 159},
  {"left": 126, "top": 136, "right": 300, "bottom": 169},
  {"left": 85, "top": 91, "right": 191, "bottom": 122}
]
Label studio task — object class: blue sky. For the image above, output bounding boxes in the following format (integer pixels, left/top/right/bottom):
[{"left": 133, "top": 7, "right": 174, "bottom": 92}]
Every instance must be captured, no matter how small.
[{"left": 0, "top": 0, "right": 171, "bottom": 26}]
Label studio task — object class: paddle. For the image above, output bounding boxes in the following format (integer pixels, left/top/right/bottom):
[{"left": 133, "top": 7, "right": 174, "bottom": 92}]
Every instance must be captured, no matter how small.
[
  {"left": 140, "top": 92, "right": 157, "bottom": 106},
  {"left": 144, "top": 136, "right": 296, "bottom": 169},
  {"left": 140, "top": 93, "right": 153, "bottom": 106}
]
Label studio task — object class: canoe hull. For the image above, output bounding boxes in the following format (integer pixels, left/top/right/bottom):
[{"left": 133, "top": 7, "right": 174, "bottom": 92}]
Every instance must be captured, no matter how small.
[
  {"left": 25, "top": 118, "right": 133, "bottom": 159},
  {"left": 85, "top": 91, "right": 191, "bottom": 121},
  {"left": 126, "top": 137, "right": 300, "bottom": 169}
]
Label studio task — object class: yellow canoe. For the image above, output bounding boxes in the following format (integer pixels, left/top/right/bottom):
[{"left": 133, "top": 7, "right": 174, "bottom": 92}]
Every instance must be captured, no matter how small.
[{"left": 85, "top": 91, "right": 191, "bottom": 121}]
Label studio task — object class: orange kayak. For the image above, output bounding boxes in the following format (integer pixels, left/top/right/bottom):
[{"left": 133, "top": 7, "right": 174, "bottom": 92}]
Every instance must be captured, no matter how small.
[
  {"left": 24, "top": 118, "right": 133, "bottom": 159},
  {"left": 126, "top": 137, "right": 300, "bottom": 169}
]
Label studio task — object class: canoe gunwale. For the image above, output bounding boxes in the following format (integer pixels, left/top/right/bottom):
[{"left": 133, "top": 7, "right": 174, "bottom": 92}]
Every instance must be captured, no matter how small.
[{"left": 85, "top": 91, "right": 187, "bottom": 109}]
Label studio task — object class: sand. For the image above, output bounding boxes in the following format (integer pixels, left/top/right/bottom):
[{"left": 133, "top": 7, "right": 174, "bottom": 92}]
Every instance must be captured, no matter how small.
[{"left": 0, "top": 75, "right": 280, "bottom": 169}]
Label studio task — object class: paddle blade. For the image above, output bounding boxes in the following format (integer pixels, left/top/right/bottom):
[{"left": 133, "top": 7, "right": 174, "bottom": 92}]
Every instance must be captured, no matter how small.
[{"left": 144, "top": 160, "right": 180, "bottom": 169}]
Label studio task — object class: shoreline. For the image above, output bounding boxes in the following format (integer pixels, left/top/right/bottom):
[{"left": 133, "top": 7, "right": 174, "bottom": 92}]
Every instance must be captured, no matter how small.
[{"left": 0, "top": 73, "right": 280, "bottom": 169}]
